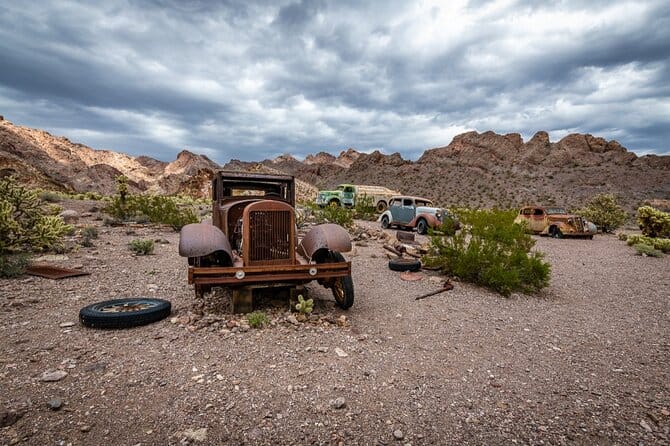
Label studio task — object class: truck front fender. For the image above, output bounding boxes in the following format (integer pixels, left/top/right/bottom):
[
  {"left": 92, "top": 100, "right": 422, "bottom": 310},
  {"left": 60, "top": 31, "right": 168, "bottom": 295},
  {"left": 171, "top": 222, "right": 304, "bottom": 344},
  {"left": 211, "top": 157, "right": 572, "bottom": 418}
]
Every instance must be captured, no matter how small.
[
  {"left": 298, "top": 223, "right": 352, "bottom": 261},
  {"left": 179, "top": 223, "right": 233, "bottom": 266}
]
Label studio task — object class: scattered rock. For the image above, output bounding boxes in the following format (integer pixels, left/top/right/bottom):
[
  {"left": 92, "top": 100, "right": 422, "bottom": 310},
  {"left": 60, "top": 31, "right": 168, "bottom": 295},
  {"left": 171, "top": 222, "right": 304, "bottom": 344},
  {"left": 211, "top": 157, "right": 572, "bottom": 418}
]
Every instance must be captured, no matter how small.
[
  {"left": 640, "top": 420, "right": 653, "bottom": 433},
  {"left": 393, "top": 429, "right": 404, "bottom": 440},
  {"left": 335, "top": 347, "right": 348, "bottom": 358},
  {"left": 59, "top": 210, "right": 79, "bottom": 224},
  {"left": 182, "top": 427, "right": 208, "bottom": 442},
  {"left": 59, "top": 322, "right": 75, "bottom": 328},
  {"left": 47, "top": 398, "right": 63, "bottom": 410},
  {"left": 330, "top": 398, "right": 346, "bottom": 410},
  {"left": 287, "top": 315, "right": 299, "bottom": 325},
  {"left": 40, "top": 370, "right": 68, "bottom": 382},
  {"left": 0, "top": 409, "right": 24, "bottom": 428}
]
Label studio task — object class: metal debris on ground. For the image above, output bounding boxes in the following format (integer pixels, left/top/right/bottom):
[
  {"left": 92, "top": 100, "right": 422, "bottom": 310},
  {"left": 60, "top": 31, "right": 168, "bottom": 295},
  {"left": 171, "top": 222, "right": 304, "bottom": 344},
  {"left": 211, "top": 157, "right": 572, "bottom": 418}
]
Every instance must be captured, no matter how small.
[
  {"left": 400, "top": 271, "right": 423, "bottom": 281},
  {"left": 26, "top": 264, "right": 91, "bottom": 280},
  {"left": 415, "top": 280, "right": 454, "bottom": 300}
]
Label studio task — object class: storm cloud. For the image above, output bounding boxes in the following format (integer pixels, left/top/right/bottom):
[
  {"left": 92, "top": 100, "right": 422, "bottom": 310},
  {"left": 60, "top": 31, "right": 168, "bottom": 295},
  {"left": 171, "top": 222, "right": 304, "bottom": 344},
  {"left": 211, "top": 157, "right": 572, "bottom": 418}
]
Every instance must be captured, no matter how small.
[{"left": 1, "top": 0, "right": 668, "bottom": 163}]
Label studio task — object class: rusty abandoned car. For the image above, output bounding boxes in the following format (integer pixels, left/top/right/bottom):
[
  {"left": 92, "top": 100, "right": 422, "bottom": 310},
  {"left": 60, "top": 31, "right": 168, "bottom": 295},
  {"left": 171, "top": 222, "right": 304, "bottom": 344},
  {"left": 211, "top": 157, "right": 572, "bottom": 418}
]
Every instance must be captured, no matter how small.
[
  {"left": 178, "top": 172, "right": 354, "bottom": 312},
  {"left": 514, "top": 206, "right": 597, "bottom": 238},
  {"left": 380, "top": 195, "right": 460, "bottom": 234}
]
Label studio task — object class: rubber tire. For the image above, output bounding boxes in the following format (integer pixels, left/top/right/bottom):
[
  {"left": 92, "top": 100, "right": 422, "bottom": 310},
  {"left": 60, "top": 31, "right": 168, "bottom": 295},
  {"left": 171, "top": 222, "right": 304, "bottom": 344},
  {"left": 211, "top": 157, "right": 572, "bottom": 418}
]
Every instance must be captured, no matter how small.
[
  {"left": 376, "top": 201, "right": 387, "bottom": 213},
  {"left": 329, "top": 200, "right": 340, "bottom": 207},
  {"left": 551, "top": 227, "right": 563, "bottom": 239},
  {"left": 328, "top": 251, "right": 354, "bottom": 309},
  {"left": 79, "top": 298, "right": 172, "bottom": 329},
  {"left": 416, "top": 219, "right": 428, "bottom": 235},
  {"left": 388, "top": 258, "right": 422, "bottom": 272},
  {"left": 381, "top": 215, "right": 390, "bottom": 229}
]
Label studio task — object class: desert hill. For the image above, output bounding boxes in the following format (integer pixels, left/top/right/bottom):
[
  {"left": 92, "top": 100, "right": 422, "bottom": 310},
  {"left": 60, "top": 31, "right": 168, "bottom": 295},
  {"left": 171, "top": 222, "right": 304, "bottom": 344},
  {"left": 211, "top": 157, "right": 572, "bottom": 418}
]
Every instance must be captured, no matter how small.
[{"left": 1, "top": 116, "right": 668, "bottom": 212}]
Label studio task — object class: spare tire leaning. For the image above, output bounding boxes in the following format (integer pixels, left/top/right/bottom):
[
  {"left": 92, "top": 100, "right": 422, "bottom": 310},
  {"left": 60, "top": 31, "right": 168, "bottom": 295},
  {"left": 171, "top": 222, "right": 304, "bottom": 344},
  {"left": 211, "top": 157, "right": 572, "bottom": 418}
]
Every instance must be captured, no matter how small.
[
  {"left": 388, "top": 258, "right": 422, "bottom": 272},
  {"left": 79, "top": 298, "right": 172, "bottom": 329}
]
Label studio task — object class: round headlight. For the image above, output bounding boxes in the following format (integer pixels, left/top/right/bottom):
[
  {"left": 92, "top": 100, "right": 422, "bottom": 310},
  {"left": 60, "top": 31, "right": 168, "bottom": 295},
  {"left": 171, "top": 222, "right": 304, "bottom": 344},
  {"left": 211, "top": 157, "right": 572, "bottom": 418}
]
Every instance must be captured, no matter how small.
[
  {"left": 309, "top": 267, "right": 318, "bottom": 276},
  {"left": 235, "top": 270, "right": 245, "bottom": 279}
]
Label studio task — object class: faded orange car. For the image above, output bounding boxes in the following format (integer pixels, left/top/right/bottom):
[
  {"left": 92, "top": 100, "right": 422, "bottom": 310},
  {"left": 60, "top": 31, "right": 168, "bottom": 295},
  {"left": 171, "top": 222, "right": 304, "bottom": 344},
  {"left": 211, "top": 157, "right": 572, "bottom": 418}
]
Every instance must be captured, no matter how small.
[{"left": 514, "top": 206, "right": 596, "bottom": 238}]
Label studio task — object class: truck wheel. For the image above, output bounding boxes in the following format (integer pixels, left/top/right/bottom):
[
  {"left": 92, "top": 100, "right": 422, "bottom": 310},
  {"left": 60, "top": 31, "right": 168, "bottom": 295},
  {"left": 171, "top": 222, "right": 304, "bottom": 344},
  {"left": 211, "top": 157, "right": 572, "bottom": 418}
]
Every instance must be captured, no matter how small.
[
  {"left": 329, "top": 199, "right": 340, "bottom": 207},
  {"left": 381, "top": 215, "right": 390, "bottom": 229},
  {"left": 328, "top": 252, "right": 354, "bottom": 309},
  {"left": 376, "top": 201, "right": 387, "bottom": 213},
  {"left": 79, "top": 298, "right": 171, "bottom": 329},
  {"left": 416, "top": 219, "right": 428, "bottom": 235}
]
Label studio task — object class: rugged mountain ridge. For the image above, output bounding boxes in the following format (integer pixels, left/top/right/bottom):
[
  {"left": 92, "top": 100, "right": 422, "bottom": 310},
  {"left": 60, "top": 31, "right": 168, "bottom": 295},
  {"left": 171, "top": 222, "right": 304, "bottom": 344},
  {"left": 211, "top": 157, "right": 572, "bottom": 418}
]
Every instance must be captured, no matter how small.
[{"left": 1, "top": 117, "right": 668, "bottom": 211}]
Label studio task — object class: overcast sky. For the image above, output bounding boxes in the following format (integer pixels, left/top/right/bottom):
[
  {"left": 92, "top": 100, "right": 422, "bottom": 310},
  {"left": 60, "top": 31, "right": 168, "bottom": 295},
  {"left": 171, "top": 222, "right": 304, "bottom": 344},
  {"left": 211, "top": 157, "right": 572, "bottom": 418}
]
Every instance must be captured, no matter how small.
[{"left": 1, "top": 1, "right": 668, "bottom": 164}]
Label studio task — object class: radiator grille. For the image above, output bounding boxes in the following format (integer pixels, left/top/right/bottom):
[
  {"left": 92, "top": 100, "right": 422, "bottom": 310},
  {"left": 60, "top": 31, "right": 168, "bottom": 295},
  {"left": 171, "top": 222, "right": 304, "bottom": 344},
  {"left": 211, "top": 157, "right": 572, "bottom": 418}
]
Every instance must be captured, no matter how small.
[{"left": 248, "top": 210, "right": 292, "bottom": 264}]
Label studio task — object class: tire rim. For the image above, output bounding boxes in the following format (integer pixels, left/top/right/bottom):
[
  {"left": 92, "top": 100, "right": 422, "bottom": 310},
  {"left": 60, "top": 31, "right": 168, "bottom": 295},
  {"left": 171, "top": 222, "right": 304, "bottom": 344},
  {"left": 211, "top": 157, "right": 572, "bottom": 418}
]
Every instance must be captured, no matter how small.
[
  {"left": 99, "top": 301, "right": 157, "bottom": 313},
  {"left": 332, "top": 279, "right": 345, "bottom": 304}
]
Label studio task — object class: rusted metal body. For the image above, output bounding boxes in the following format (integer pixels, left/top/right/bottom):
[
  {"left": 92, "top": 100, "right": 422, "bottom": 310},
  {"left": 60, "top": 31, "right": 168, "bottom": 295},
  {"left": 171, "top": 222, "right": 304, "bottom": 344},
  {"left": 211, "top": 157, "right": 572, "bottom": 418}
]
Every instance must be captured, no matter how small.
[
  {"left": 178, "top": 171, "right": 354, "bottom": 309},
  {"left": 514, "top": 206, "right": 596, "bottom": 238},
  {"left": 379, "top": 195, "right": 459, "bottom": 234}
]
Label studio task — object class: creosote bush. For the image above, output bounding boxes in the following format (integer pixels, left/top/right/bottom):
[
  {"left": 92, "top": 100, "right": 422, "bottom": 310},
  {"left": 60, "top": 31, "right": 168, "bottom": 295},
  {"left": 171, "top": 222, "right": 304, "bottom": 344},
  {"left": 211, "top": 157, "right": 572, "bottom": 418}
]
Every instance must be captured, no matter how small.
[
  {"left": 633, "top": 243, "right": 663, "bottom": 258},
  {"left": 105, "top": 176, "right": 198, "bottom": 230},
  {"left": 636, "top": 206, "right": 670, "bottom": 238},
  {"left": 311, "top": 203, "right": 354, "bottom": 228},
  {"left": 423, "top": 208, "right": 550, "bottom": 297},
  {"left": 575, "top": 193, "right": 627, "bottom": 233},
  {"left": 129, "top": 239, "right": 154, "bottom": 255},
  {"left": 353, "top": 195, "right": 377, "bottom": 221},
  {"left": 625, "top": 235, "right": 670, "bottom": 253},
  {"left": 0, "top": 253, "right": 30, "bottom": 278}
]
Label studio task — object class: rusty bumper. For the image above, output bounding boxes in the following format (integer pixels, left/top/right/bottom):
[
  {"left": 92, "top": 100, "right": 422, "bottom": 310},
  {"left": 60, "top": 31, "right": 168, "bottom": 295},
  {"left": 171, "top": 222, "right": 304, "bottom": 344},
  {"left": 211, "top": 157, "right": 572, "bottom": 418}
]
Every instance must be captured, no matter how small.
[{"left": 188, "top": 261, "right": 351, "bottom": 286}]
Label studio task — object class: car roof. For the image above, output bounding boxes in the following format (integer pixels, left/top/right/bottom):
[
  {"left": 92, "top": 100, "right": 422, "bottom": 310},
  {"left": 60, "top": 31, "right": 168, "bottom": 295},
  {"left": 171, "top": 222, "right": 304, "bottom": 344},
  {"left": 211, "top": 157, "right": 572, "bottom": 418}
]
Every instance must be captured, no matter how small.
[{"left": 390, "top": 195, "right": 432, "bottom": 201}]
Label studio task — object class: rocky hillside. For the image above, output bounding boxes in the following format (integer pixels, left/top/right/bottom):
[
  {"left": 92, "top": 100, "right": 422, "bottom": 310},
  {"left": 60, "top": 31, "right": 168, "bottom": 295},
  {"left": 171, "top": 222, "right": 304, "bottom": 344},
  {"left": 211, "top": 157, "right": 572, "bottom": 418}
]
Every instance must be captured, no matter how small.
[
  {"left": 0, "top": 117, "right": 219, "bottom": 197},
  {"left": 242, "top": 131, "right": 669, "bottom": 212},
  {"left": 1, "top": 116, "right": 668, "bottom": 212}
]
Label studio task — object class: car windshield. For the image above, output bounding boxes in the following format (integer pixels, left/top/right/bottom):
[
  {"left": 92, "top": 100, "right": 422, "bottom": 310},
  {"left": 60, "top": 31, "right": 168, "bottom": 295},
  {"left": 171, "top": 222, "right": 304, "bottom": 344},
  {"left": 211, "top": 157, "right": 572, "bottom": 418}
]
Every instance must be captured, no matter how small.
[{"left": 546, "top": 207, "right": 567, "bottom": 215}]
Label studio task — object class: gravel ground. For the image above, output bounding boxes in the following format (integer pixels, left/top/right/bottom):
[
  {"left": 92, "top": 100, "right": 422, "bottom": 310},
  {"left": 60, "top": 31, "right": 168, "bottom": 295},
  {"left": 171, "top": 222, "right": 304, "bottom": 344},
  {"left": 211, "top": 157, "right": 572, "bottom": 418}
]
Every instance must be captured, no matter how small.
[{"left": 1, "top": 205, "right": 669, "bottom": 446}]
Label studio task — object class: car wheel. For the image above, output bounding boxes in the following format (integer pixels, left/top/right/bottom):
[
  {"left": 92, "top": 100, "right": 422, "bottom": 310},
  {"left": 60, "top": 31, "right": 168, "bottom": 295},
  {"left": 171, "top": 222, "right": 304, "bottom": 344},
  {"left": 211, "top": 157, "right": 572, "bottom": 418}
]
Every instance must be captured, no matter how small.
[
  {"left": 416, "top": 219, "right": 428, "bottom": 235},
  {"left": 328, "top": 251, "right": 354, "bottom": 309},
  {"left": 376, "top": 201, "right": 387, "bottom": 213},
  {"left": 551, "top": 227, "right": 563, "bottom": 239},
  {"left": 388, "top": 258, "right": 422, "bottom": 272},
  {"left": 79, "top": 298, "right": 171, "bottom": 329},
  {"left": 381, "top": 215, "right": 390, "bottom": 229}
]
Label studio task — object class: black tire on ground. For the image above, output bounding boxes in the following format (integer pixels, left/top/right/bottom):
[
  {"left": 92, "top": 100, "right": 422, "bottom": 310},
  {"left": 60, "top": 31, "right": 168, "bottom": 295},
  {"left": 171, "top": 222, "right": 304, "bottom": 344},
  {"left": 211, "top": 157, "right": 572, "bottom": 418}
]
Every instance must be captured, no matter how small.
[
  {"left": 388, "top": 258, "right": 422, "bottom": 272},
  {"left": 376, "top": 201, "right": 387, "bottom": 213},
  {"left": 416, "top": 219, "right": 428, "bottom": 235},
  {"left": 79, "top": 298, "right": 172, "bottom": 329},
  {"left": 328, "top": 251, "right": 354, "bottom": 309},
  {"left": 381, "top": 215, "right": 390, "bottom": 229}
]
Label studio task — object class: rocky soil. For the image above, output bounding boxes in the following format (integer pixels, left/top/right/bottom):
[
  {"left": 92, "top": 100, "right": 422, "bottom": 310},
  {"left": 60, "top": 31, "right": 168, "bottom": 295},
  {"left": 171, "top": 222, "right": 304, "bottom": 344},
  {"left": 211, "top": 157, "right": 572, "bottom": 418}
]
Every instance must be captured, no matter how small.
[{"left": 1, "top": 202, "right": 669, "bottom": 445}]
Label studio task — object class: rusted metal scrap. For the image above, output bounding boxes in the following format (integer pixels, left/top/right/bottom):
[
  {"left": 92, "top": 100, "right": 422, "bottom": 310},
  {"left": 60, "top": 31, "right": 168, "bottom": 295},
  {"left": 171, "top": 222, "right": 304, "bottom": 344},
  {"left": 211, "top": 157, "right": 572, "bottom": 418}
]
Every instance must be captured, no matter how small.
[{"left": 415, "top": 280, "right": 454, "bottom": 300}]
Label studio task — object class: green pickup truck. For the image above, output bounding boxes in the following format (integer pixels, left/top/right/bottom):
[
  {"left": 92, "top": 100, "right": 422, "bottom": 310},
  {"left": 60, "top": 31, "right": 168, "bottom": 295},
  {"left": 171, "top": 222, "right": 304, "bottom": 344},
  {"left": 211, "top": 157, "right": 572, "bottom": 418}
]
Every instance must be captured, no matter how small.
[{"left": 316, "top": 184, "right": 400, "bottom": 213}]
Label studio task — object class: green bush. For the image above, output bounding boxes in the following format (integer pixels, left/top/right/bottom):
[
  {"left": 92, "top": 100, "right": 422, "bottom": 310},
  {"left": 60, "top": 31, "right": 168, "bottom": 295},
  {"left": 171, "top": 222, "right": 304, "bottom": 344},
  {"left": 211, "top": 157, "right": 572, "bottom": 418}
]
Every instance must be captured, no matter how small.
[
  {"left": 38, "top": 190, "right": 63, "bottom": 203},
  {"left": 313, "top": 204, "right": 354, "bottom": 228},
  {"left": 423, "top": 208, "right": 551, "bottom": 297},
  {"left": 0, "top": 253, "right": 30, "bottom": 278},
  {"left": 633, "top": 243, "right": 663, "bottom": 258},
  {"left": 246, "top": 311, "right": 269, "bottom": 328},
  {"left": 105, "top": 192, "right": 198, "bottom": 231},
  {"left": 626, "top": 235, "right": 670, "bottom": 253},
  {"left": 353, "top": 195, "right": 377, "bottom": 221},
  {"left": 636, "top": 206, "right": 670, "bottom": 238},
  {"left": 0, "top": 177, "right": 73, "bottom": 254},
  {"left": 575, "top": 193, "right": 628, "bottom": 233},
  {"left": 128, "top": 239, "right": 154, "bottom": 255},
  {"left": 81, "top": 226, "right": 99, "bottom": 239}
]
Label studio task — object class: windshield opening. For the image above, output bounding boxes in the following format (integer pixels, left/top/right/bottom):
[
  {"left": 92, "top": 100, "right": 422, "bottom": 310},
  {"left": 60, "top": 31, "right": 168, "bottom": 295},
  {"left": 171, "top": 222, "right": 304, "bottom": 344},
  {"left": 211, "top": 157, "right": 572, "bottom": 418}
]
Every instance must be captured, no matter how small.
[{"left": 546, "top": 207, "right": 566, "bottom": 215}]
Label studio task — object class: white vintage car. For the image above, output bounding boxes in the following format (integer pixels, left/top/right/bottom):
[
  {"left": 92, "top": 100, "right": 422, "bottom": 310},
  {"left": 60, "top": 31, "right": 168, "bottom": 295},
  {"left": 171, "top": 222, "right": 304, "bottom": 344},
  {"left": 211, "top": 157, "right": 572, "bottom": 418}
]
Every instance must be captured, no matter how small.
[{"left": 379, "top": 195, "right": 459, "bottom": 234}]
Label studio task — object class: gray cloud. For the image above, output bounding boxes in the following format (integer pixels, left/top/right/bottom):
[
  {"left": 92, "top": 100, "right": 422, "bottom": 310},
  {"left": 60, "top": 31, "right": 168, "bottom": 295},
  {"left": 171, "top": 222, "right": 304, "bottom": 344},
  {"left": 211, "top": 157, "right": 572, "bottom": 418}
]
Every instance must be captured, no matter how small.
[{"left": 0, "top": 0, "right": 668, "bottom": 164}]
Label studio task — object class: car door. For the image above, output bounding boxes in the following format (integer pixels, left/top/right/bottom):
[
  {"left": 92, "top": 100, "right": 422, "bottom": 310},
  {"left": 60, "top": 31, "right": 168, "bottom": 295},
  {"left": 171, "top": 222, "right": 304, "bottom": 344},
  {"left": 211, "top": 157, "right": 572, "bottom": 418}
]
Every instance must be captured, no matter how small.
[
  {"left": 529, "top": 208, "right": 546, "bottom": 232},
  {"left": 394, "top": 198, "right": 415, "bottom": 224}
]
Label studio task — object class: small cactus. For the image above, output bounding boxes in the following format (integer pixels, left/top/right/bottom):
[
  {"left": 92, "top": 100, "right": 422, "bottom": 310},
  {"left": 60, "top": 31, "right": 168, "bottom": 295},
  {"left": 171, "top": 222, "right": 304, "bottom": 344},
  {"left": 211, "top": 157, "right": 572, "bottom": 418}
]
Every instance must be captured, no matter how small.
[{"left": 295, "top": 294, "right": 313, "bottom": 314}]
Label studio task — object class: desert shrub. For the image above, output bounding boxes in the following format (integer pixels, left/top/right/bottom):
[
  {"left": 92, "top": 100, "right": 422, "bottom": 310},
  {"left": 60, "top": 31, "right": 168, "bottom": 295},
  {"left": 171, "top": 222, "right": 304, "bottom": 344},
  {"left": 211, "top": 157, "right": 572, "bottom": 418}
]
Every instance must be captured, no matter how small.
[
  {"left": 575, "top": 193, "right": 627, "bottom": 233},
  {"left": 353, "top": 195, "right": 377, "bottom": 221},
  {"left": 617, "top": 233, "right": 629, "bottom": 241},
  {"left": 633, "top": 243, "right": 663, "bottom": 258},
  {"left": 0, "top": 253, "right": 30, "bottom": 278},
  {"left": 313, "top": 204, "right": 354, "bottom": 228},
  {"left": 246, "top": 311, "right": 269, "bottom": 328},
  {"left": 104, "top": 187, "right": 198, "bottom": 231},
  {"left": 0, "top": 177, "right": 73, "bottom": 255},
  {"left": 128, "top": 239, "right": 154, "bottom": 255},
  {"left": 423, "top": 208, "right": 551, "bottom": 297},
  {"left": 81, "top": 226, "right": 99, "bottom": 239},
  {"left": 38, "top": 190, "right": 63, "bottom": 203},
  {"left": 626, "top": 235, "right": 670, "bottom": 253},
  {"left": 636, "top": 206, "right": 670, "bottom": 238}
]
